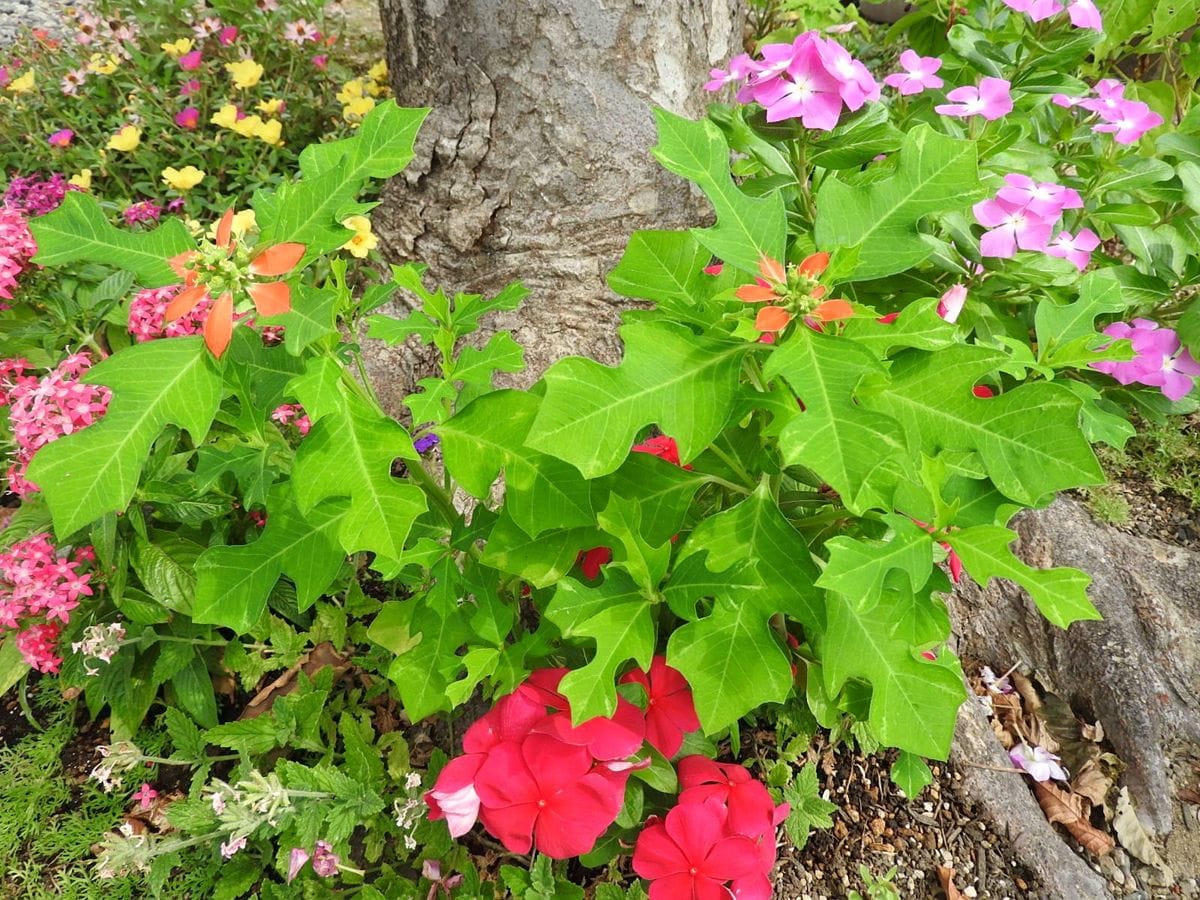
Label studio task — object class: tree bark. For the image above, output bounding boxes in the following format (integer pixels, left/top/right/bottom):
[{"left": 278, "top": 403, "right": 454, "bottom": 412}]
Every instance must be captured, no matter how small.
[{"left": 371, "top": 0, "right": 742, "bottom": 412}]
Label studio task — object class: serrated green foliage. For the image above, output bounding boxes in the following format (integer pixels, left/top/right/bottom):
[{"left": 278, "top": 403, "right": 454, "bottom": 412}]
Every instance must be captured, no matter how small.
[
  {"left": 27, "top": 338, "right": 224, "bottom": 537},
  {"left": 868, "top": 345, "right": 1104, "bottom": 505},
  {"left": 608, "top": 230, "right": 739, "bottom": 327},
  {"left": 815, "top": 125, "right": 984, "bottom": 280},
  {"left": 480, "top": 512, "right": 600, "bottom": 588},
  {"left": 547, "top": 571, "right": 655, "bottom": 723},
  {"left": 764, "top": 329, "right": 911, "bottom": 513},
  {"left": 439, "top": 390, "right": 593, "bottom": 536},
  {"left": 528, "top": 319, "right": 746, "bottom": 478},
  {"left": 598, "top": 452, "right": 706, "bottom": 546},
  {"left": 193, "top": 484, "right": 347, "bottom": 633},
  {"left": 651, "top": 108, "right": 787, "bottom": 274},
  {"left": 29, "top": 191, "right": 194, "bottom": 286},
  {"left": 261, "top": 282, "right": 339, "bottom": 355},
  {"left": 945, "top": 524, "right": 1099, "bottom": 627},
  {"left": 783, "top": 764, "right": 838, "bottom": 850},
  {"left": 1035, "top": 269, "right": 1129, "bottom": 358}
]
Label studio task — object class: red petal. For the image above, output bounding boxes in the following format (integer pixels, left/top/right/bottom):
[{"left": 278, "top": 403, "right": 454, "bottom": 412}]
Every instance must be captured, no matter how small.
[
  {"left": 757, "top": 254, "right": 786, "bottom": 284},
  {"left": 579, "top": 546, "right": 612, "bottom": 580},
  {"left": 535, "top": 771, "right": 626, "bottom": 858},
  {"left": 735, "top": 284, "right": 777, "bottom": 303},
  {"left": 700, "top": 833, "right": 762, "bottom": 881},
  {"left": 813, "top": 299, "right": 854, "bottom": 321},
  {"left": 678, "top": 755, "right": 726, "bottom": 790},
  {"left": 215, "top": 208, "right": 235, "bottom": 249},
  {"left": 633, "top": 820, "right": 687, "bottom": 880},
  {"left": 249, "top": 242, "right": 306, "bottom": 276},
  {"left": 664, "top": 797, "right": 727, "bottom": 864},
  {"left": 755, "top": 305, "right": 791, "bottom": 332},
  {"left": 246, "top": 280, "right": 291, "bottom": 317},
  {"left": 164, "top": 284, "right": 208, "bottom": 322},
  {"left": 799, "top": 251, "right": 830, "bottom": 277},
  {"left": 168, "top": 251, "right": 197, "bottom": 279},
  {"left": 702, "top": 262, "right": 724, "bottom": 276},
  {"left": 204, "top": 291, "right": 234, "bottom": 357}
]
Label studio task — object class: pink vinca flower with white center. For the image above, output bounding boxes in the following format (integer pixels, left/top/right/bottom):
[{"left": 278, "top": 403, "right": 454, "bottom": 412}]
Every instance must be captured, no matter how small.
[
  {"left": 883, "top": 49, "right": 944, "bottom": 95},
  {"left": 936, "top": 77, "right": 1014, "bottom": 120},
  {"left": 995, "top": 174, "right": 1083, "bottom": 219},
  {"left": 1066, "top": 0, "right": 1102, "bottom": 29},
  {"left": 815, "top": 38, "right": 880, "bottom": 110},
  {"left": 704, "top": 53, "right": 754, "bottom": 92},
  {"left": 752, "top": 40, "right": 844, "bottom": 128},
  {"left": 1092, "top": 100, "right": 1165, "bottom": 144},
  {"left": 1044, "top": 228, "right": 1100, "bottom": 271},
  {"left": 973, "top": 196, "right": 1055, "bottom": 258}
]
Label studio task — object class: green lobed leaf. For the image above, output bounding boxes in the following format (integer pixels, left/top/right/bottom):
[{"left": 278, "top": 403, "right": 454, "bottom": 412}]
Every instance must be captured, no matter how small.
[
  {"left": 1035, "top": 269, "right": 1129, "bottom": 356},
  {"left": 814, "top": 125, "right": 984, "bottom": 281},
  {"left": 595, "top": 494, "right": 671, "bottom": 597},
  {"left": 783, "top": 764, "right": 838, "bottom": 850},
  {"left": 945, "top": 524, "right": 1099, "bottom": 628},
  {"left": 193, "top": 484, "right": 347, "bottom": 633},
  {"left": 27, "top": 339, "right": 224, "bottom": 537},
  {"left": 260, "top": 283, "right": 339, "bottom": 355},
  {"left": 29, "top": 191, "right": 194, "bottom": 287},
  {"left": 650, "top": 108, "right": 787, "bottom": 274},
  {"left": 528, "top": 319, "right": 746, "bottom": 478},
  {"left": 891, "top": 750, "right": 933, "bottom": 797},
  {"left": 479, "top": 512, "right": 601, "bottom": 589},
  {"left": 380, "top": 599, "right": 471, "bottom": 721},
  {"left": 817, "top": 514, "right": 933, "bottom": 599}
]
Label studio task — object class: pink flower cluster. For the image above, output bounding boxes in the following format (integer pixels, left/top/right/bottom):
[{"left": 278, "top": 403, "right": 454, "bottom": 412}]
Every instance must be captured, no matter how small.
[
  {"left": 1, "top": 354, "right": 111, "bottom": 497},
  {"left": 128, "top": 285, "right": 210, "bottom": 342},
  {"left": 633, "top": 758, "right": 789, "bottom": 900},
  {"left": 1003, "top": 0, "right": 1101, "bottom": 30},
  {"left": 973, "top": 174, "right": 1098, "bottom": 270},
  {"left": 1092, "top": 319, "right": 1200, "bottom": 402},
  {"left": 0, "top": 207, "right": 37, "bottom": 304},
  {"left": 123, "top": 200, "right": 163, "bottom": 226},
  {"left": 271, "top": 404, "right": 312, "bottom": 436},
  {"left": 0, "top": 532, "right": 97, "bottom": 673},
  {"left": 1053, "top": 79, "right": 1165, "bottom": 145},
  {"left": 705, "top": 31, "right": 879, "bottom": 130},
  {"left": 4, "top": 173, "right": 78, "bottom": 217}
]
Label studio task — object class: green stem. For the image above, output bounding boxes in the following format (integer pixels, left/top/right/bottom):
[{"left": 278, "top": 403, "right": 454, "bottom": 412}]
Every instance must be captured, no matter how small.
[
  {"left": 406, "top": 459, "right": 460, "bottom": 527},
  {"left": 706, "top": 442, "right": 756, "bottom": 489},
  {"left": 702, "top": 473, "right": 752, "bottom": 496}
]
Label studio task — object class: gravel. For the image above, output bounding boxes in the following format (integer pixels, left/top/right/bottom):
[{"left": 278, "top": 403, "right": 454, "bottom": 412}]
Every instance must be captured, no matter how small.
[{"left": 0, "top": 0, "right": 58, "bottom": 45}]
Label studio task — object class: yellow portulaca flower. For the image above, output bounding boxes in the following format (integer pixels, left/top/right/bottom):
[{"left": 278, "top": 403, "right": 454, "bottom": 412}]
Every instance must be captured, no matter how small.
[
  {"left": 231, "top": 113, "right": 264, "bottom": 138},
  {"left": 225, "top": 58, "right": 264, "bottom": 90},
  {"left": 6, "top": 70, "right": 35, "bottom": 94},
  {"left": 254, "top": 118, "right": 283, "bottom": 147},
  {"left": 336, "top": 79, "right": 364, "bottom": 105},
  {"left": 365, "top": 79, "right": 385, "bottom": 98},
  {"left": 106, "top": 125, "right": 141, "bottom": 152},
  {"left": 368, "top": 60, "right": 387, "bottom": 82},
  {"left": 340, "top": 216, "right": 378, "bottom": 258},
  {"left": 161, "top": 165, "right": 205, "bottom": 192},
  {"left": 68, "top": 169, "right": 92, "bottom": 190},
  {"left": 256, "top": 98, "right": 284, "bottom": 116},
  {"left": 160, "top": 38, "right": 193, "bottom": 58},
  {"left": 211, "top": 104, "right": 240, "bottom": 129},
  {"left": 342, "top": 96, "right": 376, "bottom": 124},
  {"left": 87, "top": 53, "right": 119, "bottom": 75}
]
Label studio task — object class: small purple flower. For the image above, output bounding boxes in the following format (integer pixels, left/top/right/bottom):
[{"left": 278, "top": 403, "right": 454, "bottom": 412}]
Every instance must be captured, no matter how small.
[
  {"left": 311, "top": 840, "right": 339, "bottom": 878},
  {"left": 935, "top": 77, "right": 1013, "bottom": 121},
  {"left": 413, "top": 432, "right": 440, "bottom": 454},
  {"left": 1009, "top": 743, "right": 1068, "bottom": 782},
  {"left": 883, "top": 49, "right": 943, "bottom": 95},
  {"left": 287, "top": 848, "right": 310, "bottom": 883},
  {"left": 166, "top": 197, "right": 186, "bottom": 214}
]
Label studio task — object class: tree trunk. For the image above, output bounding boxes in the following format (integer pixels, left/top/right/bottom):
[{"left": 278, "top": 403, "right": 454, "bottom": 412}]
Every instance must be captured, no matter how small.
[{"left": 370, "top": 0, "right": 742, "bottom": 412}]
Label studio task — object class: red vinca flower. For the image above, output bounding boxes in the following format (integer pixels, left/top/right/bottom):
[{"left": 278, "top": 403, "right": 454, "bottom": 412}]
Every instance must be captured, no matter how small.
[
  {"left": 620, "top": 655, "right": 701, "bottom": 758},
  {"left": 678, "top": 756, "right": 782, "bottom": 838},
  {"left": 633, "top": 798, "right": 760, "bottom": 900}
]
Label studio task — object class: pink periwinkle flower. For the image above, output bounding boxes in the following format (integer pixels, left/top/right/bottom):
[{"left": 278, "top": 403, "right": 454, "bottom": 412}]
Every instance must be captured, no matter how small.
[
  {"left": 972, "top": 196, "right": 1055, "bottom": 258},
  {"left": 883, "top": 49, "right": 944, "bottom": 95},
  {"left": 128, "top": 285, "right": 210, "bottom": 342},
  {"left": 1009, "top": 743, "right": 1068, "bottom": 782},
  {"left": 0, "top": 207, "right": 37, "bottom": 303},
  {"left": 1093, "top": 319, "right": 1200, "bottom": 401},
  {"left": 1092, "top": 100, "right": 1165, "bottom": 144},
  {"left": 937, "top": 284, "right": 967, "bottom": 323},
  {"left": 174, "top": 107, "right": 200, "bottom": 130},
  {"left": 704, "top": 52, "right": 754, "bottom": 92},
  {"left": 996, "top": 174, "right": 1082, "bottom": 219},
  {"left": 2, "top": 355, "right": 110, "bottom": 496},
  {"left": 123, "top": 200, "right": 163, "bottom": 227},
  {"left": 179, "top": 49, "right": 203, "bottom": 71},
  {"left": 1003, "top": 0, "right": 1066, "bottom": 21},
  {"left": 48, "top": 129, "right": 74, "bottom": 148},
  {"left": 1065, "top": 0, "right": 1102, "bottom": 28},
  {"left": 936, "top": 77, "right": 1013, "bottom": 121},
  {"left": 311, "top": 841, "right": 339, "bottom": 878},
  {"left": 271, "top": 403, "right": 312, "bottom": 436},
  {"left": 1044, "top": 228, "right": 1100, "bottom": 271}
]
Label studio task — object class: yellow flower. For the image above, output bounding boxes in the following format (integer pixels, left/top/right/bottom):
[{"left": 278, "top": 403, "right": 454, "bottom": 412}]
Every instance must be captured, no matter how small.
[
  {"left": 86, "top": 53, "right": 119, "bottom": 75},
  {"left": 256, "top": 98, "right": 284, "bottom": 116},
  {"left": 336, "top": 79, "right": 364, "bottom": 104},
  {"left": 231, "top": 113, "right": 264, "bottom": 138},
  {"left": 6, "top": 71, "right": 35, "bottom": 94},
  {"left": 225, "top": 58, "right": 264, "bottom": 90},
  {"left": 68, "top": 169, "right": 92, "bottom": 190},
  {"left": 106, "top": 125, "right": 141, "bottom": 152},
  {"left": 160, "top": 38, "right": 193, "bottom": 58},
  {"left": 365, "top": 79, "right": 385, "bottom": 98},
  {"left": 368, "top": 60, "right": 387, "bottom": 82},
  {"left": 254, "top": 118, "right": 283, "bottom": 147},
  {"left": 161, "top": 165, "right": 206, "bottom": 192},
  {"left": 342, "top": 96, "right": 376, "bottom": 124},
  {"left": 340, "top": 216, "right": 378, "bottom": 258},
  {"left": 211, "top": 104, "right": 240, "bottom": 129}
]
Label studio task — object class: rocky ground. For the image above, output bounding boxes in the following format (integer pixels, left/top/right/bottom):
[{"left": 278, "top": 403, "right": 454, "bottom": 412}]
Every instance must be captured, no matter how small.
[{"left": 0, "top": 0, "right": 55, "bottom": 45}]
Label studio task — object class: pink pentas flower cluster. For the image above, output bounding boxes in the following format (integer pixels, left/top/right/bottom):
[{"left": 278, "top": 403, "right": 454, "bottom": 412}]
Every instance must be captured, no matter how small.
[
  {"left": 123, "top": 200, "right": 163, "bottom": 227},
  {"left": 973, "top": 174, "right": 1099, "bottom": 270},
  {"left": 1053, "top": 79, "right": 1165, "bottom": 145},
  {"left": 4, "top": 173, "right": 79, "bottom": 217},
  {"left": 128, "top": 285, "right": 211, "bottom": 342},
  {"left": 1, "top": 354, "right": 111, "bottom": 497},
  {"left": 1003, "top": 0, "right": 1102, "bottom": 30},
  {"left": 1092, "top": 319, "right": 1200, "bottom": 402},
  {"left": 271, "top": 403, "right": 312, "bottom": 436},
  {"left": 0, "top": 206, "right": 37, "bottom": 304},
  {"left": 705, "top": 32, "right": 879, "bottom": 130},
  {"left": 0, "top": 532, "right": 97, "bottom": 674},
  {"left": 634, "top": 758, "right": 789, "bottom": 900}
]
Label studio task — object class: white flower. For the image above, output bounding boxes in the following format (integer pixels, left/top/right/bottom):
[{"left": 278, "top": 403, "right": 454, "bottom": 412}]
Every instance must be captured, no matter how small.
[{"left": 1009, "top": 743, "right": 1068, "bottom": 782}]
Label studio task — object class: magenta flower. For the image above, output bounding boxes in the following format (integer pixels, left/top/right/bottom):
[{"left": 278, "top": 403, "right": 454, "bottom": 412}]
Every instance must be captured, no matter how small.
[
  {"left": 1092, "top": 100, "right": 1164, "bottom": 144},
  {"left": 311, "top": 840, "right": 339, "bottom": 878},
  {"left": 995, "top": 174, "right": 1082, "bottom": 219},
  {"left": 1044, "top": 228, "right": 1100, "bottom": 271},
  {"left": 815, "top": 38, "right": 880, "bottom": 109},
  {"left": 174, "top": 107, "right": 200, "bottom": 130},
  {"left": 123, "top": 200, "right": 163, "bottom": 226},
  {"left": 1093, "top": 320, "right": 1200, "bottom": 401},
  {"left": 752, "top": 39, "right": 845, "bottom": 128},
  {"left": 48, "top": 129, "right": 74, "bottom": 148},
  {"left": 218, "top": 25, "right": 239, "bottom": 45},
  {"left": 936, "top": 77, "right": 1013, "bottom": 120},
  {"left": 1065, "top": 0, "right": 1102, "bottom": 28},
  {"left": 312, "top": 54, "right": 328, "bottom": 70},
  {"left": 937, "top": 284, "right": 967, "bottom": 323},
  {"left": 883, "top": 49, "right": 944, "bottom": 95},
  {"left": 1003, "top": 0, "right": 1065, "bottom": 21},
  {"left": 179, "top": 78, "right": 201, "bottom": 96},
  {"left": 704, "top": 52, "right": 754, "bottom": 92},
  {"left": 128, "top": 285, "right": 210, "bottom": 342},
  {"left": 973, "top": 196, "right": 1054, "bottom": 258},
  {"left": 1009, "top": 743, "right": 1068, "bottom": 782},
  {"left": 133, "top": 783, "right": 157, "bottom": 809},
  {"left": 1078, "top": 78, "right": 1127, "bottom": 118},
  {"left": 178, "top": 49, "right": 202, "bottom": 71}
]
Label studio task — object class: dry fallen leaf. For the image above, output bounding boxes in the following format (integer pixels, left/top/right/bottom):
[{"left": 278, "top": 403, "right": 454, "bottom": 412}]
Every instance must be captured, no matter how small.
[
  {"left": 1113, "top": 787, "right": 1172, "bottom": 880},
  {"left": 242, "top": 642, "right": 347, "bottom": 719},
  {"left": 936, "top": 865, "right": 963, "bottom": 900},
  {"left": 1011, "top": 671, "right": 1042, "bottom": 714},
  {"left": 1033, "top": 781, "right": 1114, "bottom": 857},
  {"left": 1178, "top": 787, "right": 1200, "bottom": 805},
  {"left": 1071, "top": 759, "right": 1114, "bottom": 813}
]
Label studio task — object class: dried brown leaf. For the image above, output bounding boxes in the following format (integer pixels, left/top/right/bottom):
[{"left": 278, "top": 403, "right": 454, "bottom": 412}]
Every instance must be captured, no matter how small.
[
  {"left": 1178, "top": 787, "right": 1200, "bottom": 805},
  {"left": 1033, "top": 781, "right": 1114, "bottom": 857},
  {"left": 936, "top": 865, "right": 963, "bottom": 900},
  {"left": 1081, "top": 720, "right": 1104, "bottom": 743},
  {"left": 242, "top": 642, "right": 347, "bottom": 719},
  {"left": 1011, "top": 671, "right": 1042, "bottom": 713},
  {"left": 1071, "top": 760, "right": 1113, "bottom": 813},
  {"left": 1114, "top": 787, "right": 1172, "bottom": 879}
]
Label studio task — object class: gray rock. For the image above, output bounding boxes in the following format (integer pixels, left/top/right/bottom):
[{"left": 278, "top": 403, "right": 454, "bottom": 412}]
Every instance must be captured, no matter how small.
[{"left": 0, "top": 0, "right": 58, "bottom": 45}]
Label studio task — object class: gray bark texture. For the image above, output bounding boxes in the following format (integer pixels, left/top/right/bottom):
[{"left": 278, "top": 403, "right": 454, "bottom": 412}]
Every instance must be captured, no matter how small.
[{"left": 371, "top": 0, "right": 742, "bottom": 414}]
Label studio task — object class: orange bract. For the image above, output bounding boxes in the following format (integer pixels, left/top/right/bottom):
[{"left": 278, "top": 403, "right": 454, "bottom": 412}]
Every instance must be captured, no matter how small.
[
  {"left": 755, "top": 306, "right": 792, "bottom": 333},
  {"left": 249, "top": 242, "right": 305, "bottom": 276},
  {"left": 165, "top": 284, "right": 208, "bottom": 321},
  {"left": 735, "top": 283, "right": 777, "bottom": 303},
  {"left": 215, "top": 208, "right": 235, "bottom": 249},
  {"left": 757, "top": 254, "right": 786, "bottom": 285},
  {"left": 204, "top": 292, "right": 234, "bottom": 357},
  {"left": 799, "top": 252, "right": 830, "bottom": 278},
  {"left": 247, "top": 281, "right": 292, "bottom": 317},
  {"left": 813, "top": 299, "right": 854, "bottom": 321}
]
